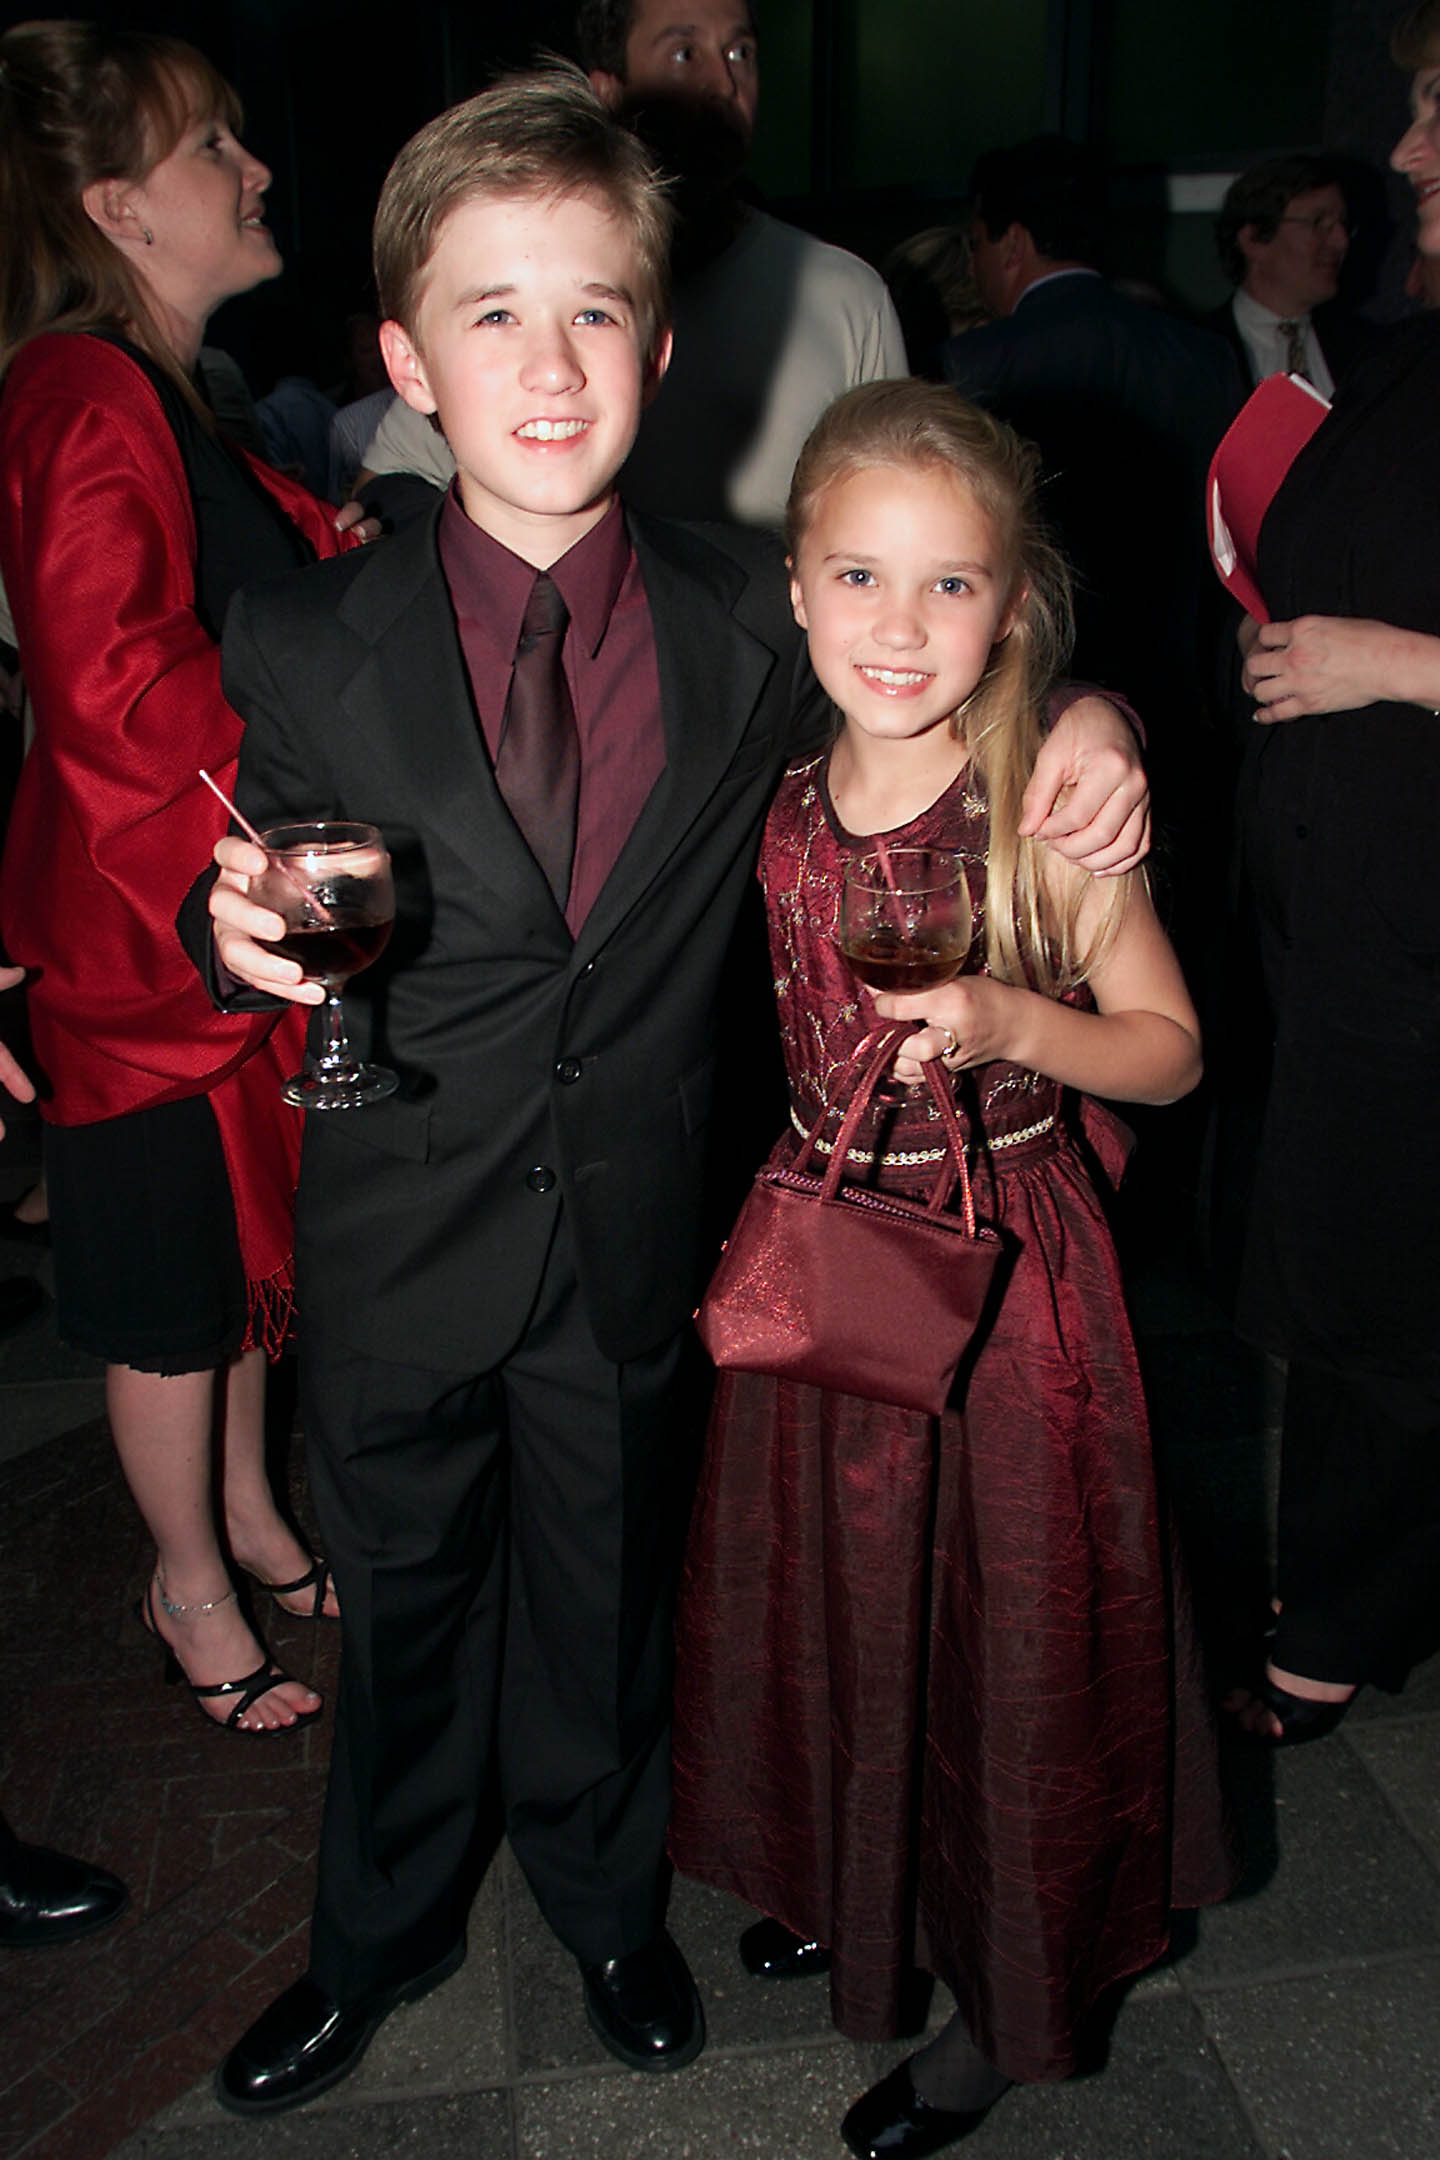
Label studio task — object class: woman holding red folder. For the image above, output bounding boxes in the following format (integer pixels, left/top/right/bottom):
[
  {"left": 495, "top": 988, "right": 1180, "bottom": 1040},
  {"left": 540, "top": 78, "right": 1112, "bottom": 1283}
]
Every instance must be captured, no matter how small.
[{"left": 1230, "top": 0, "right": 1440, "bottom": 1740}]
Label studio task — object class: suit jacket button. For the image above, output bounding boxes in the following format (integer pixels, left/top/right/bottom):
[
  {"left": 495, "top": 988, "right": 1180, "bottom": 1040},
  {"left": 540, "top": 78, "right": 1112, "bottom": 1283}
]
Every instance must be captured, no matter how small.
[
  {"left": 526, "top": 1165, "right": 557, "bottom": 1193},
  {"left": 555, "top": 1058, "right": 582, "bottom": 1084}
]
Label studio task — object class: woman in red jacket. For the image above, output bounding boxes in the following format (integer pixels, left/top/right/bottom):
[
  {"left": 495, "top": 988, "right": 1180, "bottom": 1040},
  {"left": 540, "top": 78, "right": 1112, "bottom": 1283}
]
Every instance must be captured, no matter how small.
[{"left": 0, "top": 22, "right": 358, "bottom": 1732}]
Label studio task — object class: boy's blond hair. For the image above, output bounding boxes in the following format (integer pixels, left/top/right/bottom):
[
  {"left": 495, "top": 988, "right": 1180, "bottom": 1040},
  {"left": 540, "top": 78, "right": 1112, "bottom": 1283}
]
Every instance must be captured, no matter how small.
[{"left": 373, "top": 62, "right": 673, "bottom": 362}]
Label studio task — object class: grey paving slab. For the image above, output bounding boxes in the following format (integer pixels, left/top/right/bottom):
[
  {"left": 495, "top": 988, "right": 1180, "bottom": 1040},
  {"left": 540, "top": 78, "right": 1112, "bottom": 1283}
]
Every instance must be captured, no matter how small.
[
  {"left": 665, "top": 1873, "right": 859, "bottom": 2050},
  {"left": 1200, "top": 1956, "right": 1440, "bottom": 2160},
  {"left": 1346, "top": 1651, "right": 1440, "bottom": 1725},
  {"left": 1344, "top": 1713, "right": 1440, "bottom": 1873},
  {"left": 114, "top": 2086, "right": 511, "bottom": 2157},
  {"left": 950, "top": 1992, "right": 1264, "bottom": 2160},
  {"left": 505, "top": 1851, "right": 610, "bottom": 2077},
  {"left": 513, "top": 2037, "right": 877, "bottom": 2159},
  {"left": 0, "top": 1378, "right": 107, "bottom": 1465},
  {"left": 1183, "top": 1740, "right": 1440, "bottom": 1986},
  {"left": 516, "top": 1990, "right": 1264, "bottom": 2160}
]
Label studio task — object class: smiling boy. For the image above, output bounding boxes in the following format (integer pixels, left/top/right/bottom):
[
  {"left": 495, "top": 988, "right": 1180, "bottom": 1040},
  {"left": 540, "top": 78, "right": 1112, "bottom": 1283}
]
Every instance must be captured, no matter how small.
[{"left": 197, "top": 66, "right": 1149, "bottom": 2118}]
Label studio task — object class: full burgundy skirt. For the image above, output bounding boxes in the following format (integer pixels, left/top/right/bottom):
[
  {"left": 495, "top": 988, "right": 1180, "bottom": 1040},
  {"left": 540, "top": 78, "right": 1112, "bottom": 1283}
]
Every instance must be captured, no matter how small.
[{"left": 670, "top": 1127, "right": 1232, "bottom": 2082}]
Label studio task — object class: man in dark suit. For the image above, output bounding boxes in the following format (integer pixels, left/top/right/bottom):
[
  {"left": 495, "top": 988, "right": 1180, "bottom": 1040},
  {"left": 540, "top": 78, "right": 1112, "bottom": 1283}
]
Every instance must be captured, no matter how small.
[
  {"left": 1207, "top": 153, "right": 1374, "bottom": 398},
  {"left": 197, "top": 74, "right": 1151, "bottom": 2121},
  {"left": 944, "top": 137, "right": 1244, "bottom": 808}
]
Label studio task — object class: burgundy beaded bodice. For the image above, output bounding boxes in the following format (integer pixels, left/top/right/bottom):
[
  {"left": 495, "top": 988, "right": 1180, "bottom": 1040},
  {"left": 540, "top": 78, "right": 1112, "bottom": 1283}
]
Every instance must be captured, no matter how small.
[{"left": 761, "top": 755, "right": 1063, "bottom": 1196}]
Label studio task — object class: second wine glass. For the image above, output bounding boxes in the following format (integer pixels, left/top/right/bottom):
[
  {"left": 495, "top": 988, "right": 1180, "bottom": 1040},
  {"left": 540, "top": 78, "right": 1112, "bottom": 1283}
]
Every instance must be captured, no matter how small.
[{"left": 839, "top": 847, "right": 972, "bottom": 993}]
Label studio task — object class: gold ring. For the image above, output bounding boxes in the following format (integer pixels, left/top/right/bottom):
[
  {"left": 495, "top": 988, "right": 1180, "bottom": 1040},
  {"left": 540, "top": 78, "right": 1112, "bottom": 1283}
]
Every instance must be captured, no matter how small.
[{"left": 940, "top": 1027, "right": 959, "bottom": 1062}]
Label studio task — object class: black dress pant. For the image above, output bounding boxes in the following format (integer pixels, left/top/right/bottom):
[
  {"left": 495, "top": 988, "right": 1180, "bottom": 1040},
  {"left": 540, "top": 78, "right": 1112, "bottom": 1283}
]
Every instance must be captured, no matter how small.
[
  {"left": 1274, "top": 1358, "right": 1440, "bottom": 1688},
  {"left": 302, "top": 1215, "right": 698, "bottom": 2004}
]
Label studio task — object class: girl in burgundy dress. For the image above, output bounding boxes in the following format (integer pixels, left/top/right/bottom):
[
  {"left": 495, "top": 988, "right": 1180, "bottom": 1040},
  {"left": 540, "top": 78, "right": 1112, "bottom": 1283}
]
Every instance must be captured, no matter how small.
[{"left": 670, "top": 381, "right": 1232, "bottom": 2160}]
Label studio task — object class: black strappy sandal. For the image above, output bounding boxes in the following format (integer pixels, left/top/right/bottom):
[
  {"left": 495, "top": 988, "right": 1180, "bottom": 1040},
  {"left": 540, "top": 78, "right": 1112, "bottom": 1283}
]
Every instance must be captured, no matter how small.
[
  {"left": 246, "top": 1557, "right": 337, "bottom": 1622},
  {"left": 136, "top": 1579, "right": 323, "bottom": 1735}
]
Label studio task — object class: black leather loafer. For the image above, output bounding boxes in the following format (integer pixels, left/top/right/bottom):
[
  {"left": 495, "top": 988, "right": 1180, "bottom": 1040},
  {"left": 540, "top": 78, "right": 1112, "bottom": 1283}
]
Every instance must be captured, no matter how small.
[
  {"left": 580, "top": 1931, "right": 704, "bottom": 2071},
  {"left": 841, "top": 2059, "right": 999, "bottom": 2159},
  {"left": 214, "top": 1941, "right": 465, "bottom": 2116},
  {"left": 0, "top": 1842, "right": 128, "bottom": 1948},
  {"left": 739, "top": 1915, "right": 832, "bottom": 1979}
]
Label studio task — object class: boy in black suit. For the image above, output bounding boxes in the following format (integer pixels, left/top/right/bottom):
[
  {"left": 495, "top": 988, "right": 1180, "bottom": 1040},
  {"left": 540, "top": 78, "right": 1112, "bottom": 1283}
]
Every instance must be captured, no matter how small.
[{"left": 201, "top": 67, "right": 1149, "bottom": 2118}]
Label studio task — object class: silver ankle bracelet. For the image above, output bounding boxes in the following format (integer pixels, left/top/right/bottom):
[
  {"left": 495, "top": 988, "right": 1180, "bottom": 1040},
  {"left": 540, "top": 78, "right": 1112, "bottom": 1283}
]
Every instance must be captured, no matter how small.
[{"left": 156, "top": 1581, "right": 239, "bottom": 1619}]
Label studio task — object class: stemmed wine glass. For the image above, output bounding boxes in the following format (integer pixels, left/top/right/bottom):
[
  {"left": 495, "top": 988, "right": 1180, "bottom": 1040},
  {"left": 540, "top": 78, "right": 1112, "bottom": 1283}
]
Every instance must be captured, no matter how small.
[
  {"left": 253, "top": 821, "right": 397, "bottom": 1110},
  {"left": 839, "top": 847, "right": 972, "bottom": 993}
]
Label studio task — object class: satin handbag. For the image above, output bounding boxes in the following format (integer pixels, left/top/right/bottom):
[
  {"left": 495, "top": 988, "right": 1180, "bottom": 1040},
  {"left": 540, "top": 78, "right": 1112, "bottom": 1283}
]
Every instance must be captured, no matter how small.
[{"left": 696, "top": 1025, "right": 1003, "bottom": 1415}]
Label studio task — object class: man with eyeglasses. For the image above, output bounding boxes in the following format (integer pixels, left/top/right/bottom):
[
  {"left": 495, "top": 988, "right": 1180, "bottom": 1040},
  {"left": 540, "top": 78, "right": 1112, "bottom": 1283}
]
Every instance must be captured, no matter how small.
[{"left": 1209, "top": 153, "right": 1372, "bottom": 398}]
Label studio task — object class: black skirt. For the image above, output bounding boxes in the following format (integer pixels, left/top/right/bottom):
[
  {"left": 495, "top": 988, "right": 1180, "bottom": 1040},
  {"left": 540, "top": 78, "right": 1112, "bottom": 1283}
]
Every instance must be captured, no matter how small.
[{"left": 44, "top": 1093, "right": 246, "bottom": 1374}]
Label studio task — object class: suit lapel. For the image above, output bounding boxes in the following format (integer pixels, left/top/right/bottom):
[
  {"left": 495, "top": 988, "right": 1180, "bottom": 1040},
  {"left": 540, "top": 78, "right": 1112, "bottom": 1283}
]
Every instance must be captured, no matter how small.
[
  {"left": 576, "top": 515, "right": 777, "bottom": 957},
  {"left": 336, "top": 513, "right": 570, "bottom": 939}
]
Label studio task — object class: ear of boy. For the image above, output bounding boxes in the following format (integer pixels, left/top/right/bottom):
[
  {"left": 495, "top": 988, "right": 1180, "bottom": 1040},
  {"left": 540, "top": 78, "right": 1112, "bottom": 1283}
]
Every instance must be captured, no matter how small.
[{"left": 378, "top": 318, "right": 438, "bottom": 417}]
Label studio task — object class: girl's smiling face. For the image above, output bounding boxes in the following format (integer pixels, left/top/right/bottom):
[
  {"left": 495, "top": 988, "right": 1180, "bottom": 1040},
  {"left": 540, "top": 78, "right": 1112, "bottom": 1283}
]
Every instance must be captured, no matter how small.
[
  {"left": 789, "top": 462, "right": 1019, "bottom": 745},
  {"left": 1393, "top": 64, "right": 1440, "bottom": 256}
]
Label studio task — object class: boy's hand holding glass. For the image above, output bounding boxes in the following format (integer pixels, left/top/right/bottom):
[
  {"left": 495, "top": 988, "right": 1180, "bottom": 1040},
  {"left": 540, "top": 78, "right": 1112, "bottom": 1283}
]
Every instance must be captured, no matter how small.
[{"left": 209, "top": 821, "right": 398, "bottom": 1111}]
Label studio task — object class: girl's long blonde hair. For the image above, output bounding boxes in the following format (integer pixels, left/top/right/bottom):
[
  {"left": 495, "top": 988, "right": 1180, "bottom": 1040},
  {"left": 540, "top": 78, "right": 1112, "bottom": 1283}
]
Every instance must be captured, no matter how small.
[
  {"left": 786, "top": 379, "right": 1129, "bottom": 995},
  {"left": 0, "top": 20, "right": 243, "bottom": 397}
]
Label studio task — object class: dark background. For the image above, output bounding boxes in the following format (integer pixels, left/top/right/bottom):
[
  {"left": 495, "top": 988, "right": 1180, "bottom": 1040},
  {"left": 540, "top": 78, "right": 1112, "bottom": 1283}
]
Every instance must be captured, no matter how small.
[{"left": 0, "top": 0, "right": 1418, "bottom": 392}]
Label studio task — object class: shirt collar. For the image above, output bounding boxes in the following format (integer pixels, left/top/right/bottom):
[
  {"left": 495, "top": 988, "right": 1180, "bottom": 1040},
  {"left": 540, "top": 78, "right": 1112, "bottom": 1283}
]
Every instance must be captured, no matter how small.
[
  {"left": 1234, "top": 286, "right": 1308, "bottom": 333},
  {"left": 437, "top": 488, "right": 631, "bottom": 658}
]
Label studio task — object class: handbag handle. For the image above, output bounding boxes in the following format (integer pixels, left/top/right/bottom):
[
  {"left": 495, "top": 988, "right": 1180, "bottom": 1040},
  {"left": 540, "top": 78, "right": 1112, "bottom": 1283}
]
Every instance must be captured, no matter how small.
[{"left": 793, "top": 1024, "right": 978, "bottom": 1238}]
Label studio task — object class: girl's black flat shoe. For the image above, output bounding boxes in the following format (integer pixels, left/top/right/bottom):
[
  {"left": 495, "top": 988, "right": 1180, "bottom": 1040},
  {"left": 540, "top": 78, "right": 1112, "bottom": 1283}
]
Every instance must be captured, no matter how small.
[{"left": 841, "top": 2061, "right": 1000, "bottom": 2159}]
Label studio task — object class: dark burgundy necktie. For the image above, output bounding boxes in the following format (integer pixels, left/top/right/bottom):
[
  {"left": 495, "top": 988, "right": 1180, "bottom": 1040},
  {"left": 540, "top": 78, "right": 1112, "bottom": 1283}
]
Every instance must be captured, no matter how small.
[{"left": 495, "top": 572, "right": 580, "bottom": 909}]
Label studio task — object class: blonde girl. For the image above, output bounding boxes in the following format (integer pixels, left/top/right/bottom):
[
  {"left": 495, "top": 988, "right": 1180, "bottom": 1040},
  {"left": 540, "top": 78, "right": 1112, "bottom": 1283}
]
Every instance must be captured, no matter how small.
[{"left": 670, "top": 381, "right": 1232, "bottom": 2160}]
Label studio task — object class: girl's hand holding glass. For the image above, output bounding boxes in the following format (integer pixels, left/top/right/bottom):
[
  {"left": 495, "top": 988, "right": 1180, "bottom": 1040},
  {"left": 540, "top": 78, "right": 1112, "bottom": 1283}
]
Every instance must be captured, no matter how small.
[{"left": 875, "top": 974, "right": 1022, "bottom": 1085}]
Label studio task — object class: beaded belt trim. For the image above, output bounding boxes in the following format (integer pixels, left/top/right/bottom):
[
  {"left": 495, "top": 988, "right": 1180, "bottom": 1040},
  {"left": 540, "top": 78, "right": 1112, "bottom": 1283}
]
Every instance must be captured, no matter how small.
[{"left": 789, "top": 1106, "right": 1057, "bottom": 1167}]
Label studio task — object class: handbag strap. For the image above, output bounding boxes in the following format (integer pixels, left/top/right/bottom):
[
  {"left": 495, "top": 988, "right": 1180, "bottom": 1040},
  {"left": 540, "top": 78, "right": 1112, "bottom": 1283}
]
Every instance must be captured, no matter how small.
[{"left": 795, "top": 1024, "right": 979, "bottom": 1239}]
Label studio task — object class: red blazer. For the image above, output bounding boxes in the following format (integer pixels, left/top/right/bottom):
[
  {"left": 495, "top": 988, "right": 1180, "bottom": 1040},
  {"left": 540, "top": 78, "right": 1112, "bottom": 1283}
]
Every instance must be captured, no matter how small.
[{"left": 0, "top": 332, "right": 355, "bottom": 1336}]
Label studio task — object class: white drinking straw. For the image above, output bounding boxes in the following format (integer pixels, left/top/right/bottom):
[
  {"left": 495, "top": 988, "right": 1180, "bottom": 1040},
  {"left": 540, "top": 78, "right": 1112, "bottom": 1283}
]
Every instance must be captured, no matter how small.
[{"left": 197, "top": 768, "right": 334, "bottom": 926}]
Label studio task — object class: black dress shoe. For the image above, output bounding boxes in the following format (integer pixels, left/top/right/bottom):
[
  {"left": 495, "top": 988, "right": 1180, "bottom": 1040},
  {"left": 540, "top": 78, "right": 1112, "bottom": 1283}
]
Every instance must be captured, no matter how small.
[
  {"left": 841, "top": 2059, "right": 999, "bottom": 2159},
  {"left": 739, "top": 1914, "right": 832, "bottom": 1978},
  {"left": 0, "top": 1842, "right": 128, "bottom": 1948},
  {"left": 580, "top": 1931, "right": 704, "bottom": 2071},
  {"left": 214, "top": 1941, "right": 465, "bottom": 2116}
]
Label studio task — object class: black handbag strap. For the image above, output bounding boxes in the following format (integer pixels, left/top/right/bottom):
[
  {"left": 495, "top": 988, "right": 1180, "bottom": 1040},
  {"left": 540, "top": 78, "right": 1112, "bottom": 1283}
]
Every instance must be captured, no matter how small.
[{"left": 794, "top": 1024, "right": 978, "bottom": 1238}]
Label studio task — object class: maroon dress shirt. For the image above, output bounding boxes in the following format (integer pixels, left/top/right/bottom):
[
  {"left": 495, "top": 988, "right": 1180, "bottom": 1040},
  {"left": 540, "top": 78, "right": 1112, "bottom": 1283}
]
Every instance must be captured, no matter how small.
[{"left": 437, "top": 491, "right": 666, "bottom": 936}]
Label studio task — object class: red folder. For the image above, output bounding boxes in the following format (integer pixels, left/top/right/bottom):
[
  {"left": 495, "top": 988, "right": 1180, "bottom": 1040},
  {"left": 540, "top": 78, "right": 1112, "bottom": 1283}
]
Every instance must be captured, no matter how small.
[{"left": 1206, "top": 372, "right": 1330, "bottom": 622}]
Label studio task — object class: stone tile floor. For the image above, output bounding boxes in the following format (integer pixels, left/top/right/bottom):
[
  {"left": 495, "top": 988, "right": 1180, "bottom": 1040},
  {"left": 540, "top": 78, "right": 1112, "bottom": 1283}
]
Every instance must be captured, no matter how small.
[{"left": 0, "top": 1127, "right": 1437, "bottom": 2160}]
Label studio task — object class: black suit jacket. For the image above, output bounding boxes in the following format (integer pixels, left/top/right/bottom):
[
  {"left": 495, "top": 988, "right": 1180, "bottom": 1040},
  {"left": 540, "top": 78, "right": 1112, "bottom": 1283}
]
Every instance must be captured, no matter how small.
[
  {"left": 212, "top": 504, "right": 822, "bottom": 1373},
  {"left": 1201, "top": 295, "right": 1377, "bottom": 396}
]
